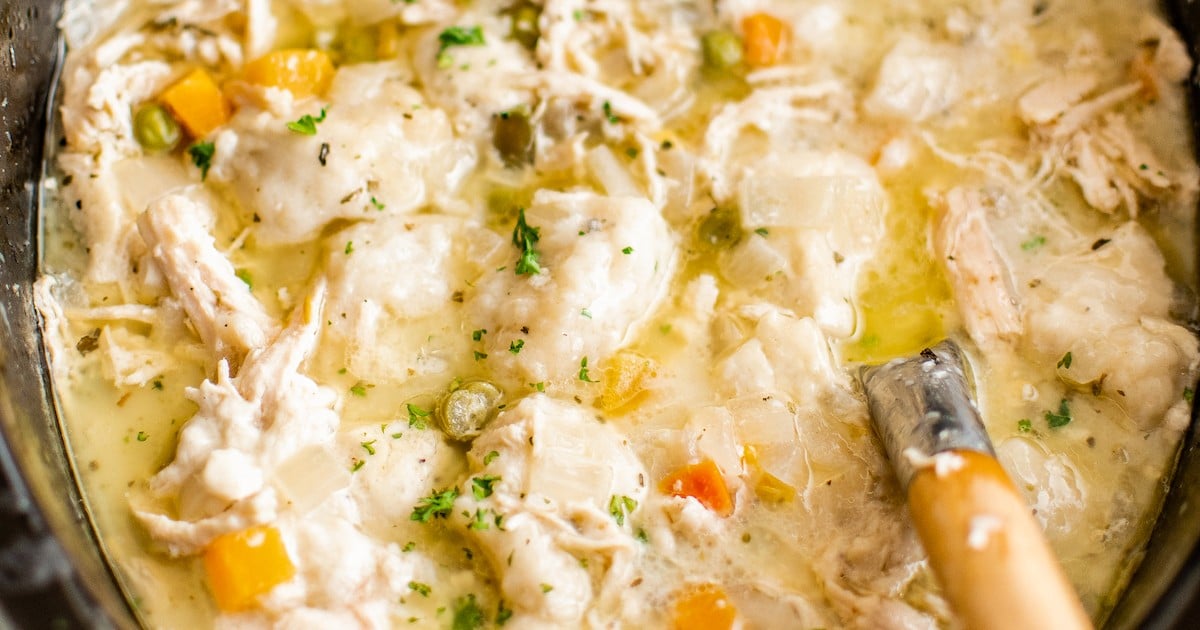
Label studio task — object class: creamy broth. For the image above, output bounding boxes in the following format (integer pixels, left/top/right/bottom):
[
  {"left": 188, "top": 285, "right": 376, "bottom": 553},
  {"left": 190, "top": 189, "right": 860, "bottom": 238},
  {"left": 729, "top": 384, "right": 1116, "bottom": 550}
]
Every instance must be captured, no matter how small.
[{"left": 38, "top": 0, "right": 1200, "bottom": 627}]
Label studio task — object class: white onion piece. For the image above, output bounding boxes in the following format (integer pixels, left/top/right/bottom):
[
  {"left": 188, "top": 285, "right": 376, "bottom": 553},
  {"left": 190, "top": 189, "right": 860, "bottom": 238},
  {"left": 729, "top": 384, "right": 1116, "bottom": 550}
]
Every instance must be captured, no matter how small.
[
  {"left": 685, "top": 407, "right": 742, "bottom": 474},
  {"left": 720, "top": 234, "right": 788, "bottom": 286},
  {"left": 738, "top": 175, "right": 884, "bottom": 236},
  {"left": 587, "top": 145, "right": 642, "bottom": 198},
  {"left": 273, "top": 444, "right": 352, "bottom": 515},
  {"left": 727, "top": 395, "right": 799, "bottom": 446},
  {"left": 528, "top": 417, "right": 614, "bottom": 509}
]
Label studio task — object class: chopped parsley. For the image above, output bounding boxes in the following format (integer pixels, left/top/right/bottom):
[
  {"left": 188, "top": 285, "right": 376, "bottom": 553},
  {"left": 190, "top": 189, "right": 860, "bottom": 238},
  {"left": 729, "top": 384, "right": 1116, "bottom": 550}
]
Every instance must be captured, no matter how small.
[
  {"left": 608, "top": 495, "right": 637, "bottom": 526},
  {"left": 452, "top": 594, "right": 486, "bottom": 630},
  {"left": 602, "top": 100, "right": 619, "bottom": 124},
  {"left": 474, "top": 350, "right": 489, "bottom": 361},
  {"left": 408, "top": 581, "right": 432, "bottom": 597},
  {"left": 286, "top": 107, "right": 327, "bottom": 135},
  {"left": 370, "top": 196, "right": 385, "bottom": 211},
  {"left": 636, "top": 528, "right": 649, "bottom": 543},
  {"left": 484, "top": 450, "right": 500, "bottom": 465},
  {"left": 1057, "top": 352, "right": 1073, "bottom": 369},
  {"left": 1186, "top": 387, "right": 1195, "bottom": 404},
  {"left": 472, "top": 328, "right": 487, "bottom": 342},
  {"left": 188, "top": 141, "right": 215, "bottom": 180},
  {"left": 512, "top": 208, "right": 542, "bottom": 275},
  {"left": 351, "top": 459, "right": 365, "bottom": 472},
  {"left": 578, "top": 356, "right": 596, "bottom": 382},
  {"left": 1021, "top": 235, "right": 1047, "bottom": 251},
  {"left": 529, "top": 382, "right": 546, "bottom": 392},
  {"left": 1017, "top": 419, "right": 1033, "bottom": 433},
  {"left": 151, "top": 379, "right": 164, "bottom": 391},
  {"left": 496, "top": 602, "right": 513, "bottom": 626},
  {"left": 361, "top": 440, "right": 377, "bottom": 456},
  {"left": 468, "top": 508, "right": 491, "bottom": 530},
  {"left": 437, "top": 26, "right": 486, "bottom": 68},
  {"left": 580, "top": 308, "right": 593, "bottom": 319},
  {"left": 624, "top": 147, "right": 638, "bottom": 159},
  {"left": 472, "top": 475, "right": 501, "bottom": 499},
  {"left": 540, "top": 583, "right": 554, "bottom": 594},
  {"left": 407, "top": 403, "right": 431, "bottom": 429},
  {"left": 350, "top": 383, "right": 368, "bottom": 397},
  {"left": 344, "top": 241, "right": 355, "bottom": 255},
  {"left": 509, "top": 339, "right": 525, "bottom": 354},
  {"left": 235, "top": 268, "right": 253, "bottom": 289},
  {"left": 754, "top": 227, "right": 770, "bottom": 237},
  {"left": 411, "top": 487, "right": 460, "bottom": 522},
  {"left": 621, "top": 246, "right": 634, "bottom": 255},
  {"left": 1045, "top": 398, "right": 1072, "bottom": 428},
  {"left": 402, "top": 541, "right": 416, "bottom": 552},
  {"left": 135, "top": 431, "right": 149, "bottom": 442}
]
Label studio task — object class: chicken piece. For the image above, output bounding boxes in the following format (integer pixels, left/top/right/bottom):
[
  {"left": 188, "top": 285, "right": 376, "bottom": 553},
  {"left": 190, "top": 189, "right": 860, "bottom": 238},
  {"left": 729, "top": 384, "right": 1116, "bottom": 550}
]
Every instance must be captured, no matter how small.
[
  {"left": 932, "top": 188, "right": 1022, "bottom": 349},
  {"left": 451, "top": 395, "right": 647, "bottom": 626},
  {"left": 138, "top": 194, "right": 279, "bottom": 366},
  {"left": 213, "top": 63, "right": 474, "bottom": 245},
  {"left": 1023, "top": 222, "right": 1200, "bottom": 429},
  {"left": 467, "top": 190, "right": 674, "bottom": 388},
  {"left": 1017, "top": 72, "right": 1099, "bottom": 126},
  {"left": 324, "top": 215, "right": 506, "bottom": 383},
  {"left": 135, "top": 282, "right": 340, "bottom": 555}
]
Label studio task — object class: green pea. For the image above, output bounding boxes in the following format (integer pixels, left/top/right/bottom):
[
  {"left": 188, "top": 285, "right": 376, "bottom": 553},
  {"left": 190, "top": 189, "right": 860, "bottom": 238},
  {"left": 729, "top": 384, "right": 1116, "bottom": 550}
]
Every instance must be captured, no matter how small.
[
  {"left": 438, "top": 380, "right": 503, "bottom": 442},
  {"left": 701, "top": 29, "right": 744, "bottom": 70},
  {"left": 508, "top": 2, "right": 541, "bottom": 50},
  {"left": 493, "top": 109, "right": 534, "bottom": 167},
  {"left": 697, "top": 206, "right": 744, "bottom": 249},
  {"left": 133, "top": 103, "right": 182, "bottom": 152}
]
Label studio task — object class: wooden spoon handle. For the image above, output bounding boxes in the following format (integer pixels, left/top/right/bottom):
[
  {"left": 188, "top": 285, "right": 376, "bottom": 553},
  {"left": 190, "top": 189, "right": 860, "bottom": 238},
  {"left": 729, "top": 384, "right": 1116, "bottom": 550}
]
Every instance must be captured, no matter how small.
[{"left": 907, "top": 449, "right": 1093, "bottom": 630}]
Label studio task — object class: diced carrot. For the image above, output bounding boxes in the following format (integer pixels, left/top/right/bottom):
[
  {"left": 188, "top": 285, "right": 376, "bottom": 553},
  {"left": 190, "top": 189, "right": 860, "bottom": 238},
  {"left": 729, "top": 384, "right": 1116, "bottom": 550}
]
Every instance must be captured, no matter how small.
[
  {"left": 242, "top": 49, "right": 336, "bottom": 98},
  {"left": 598, "top": 351, "right": 658, "bottom": 413},
  {"left": 660, "top": 459, "right": 734, "bottom": 517},
  {"left": 204, "top": 525, "right": 295, "bottom": 612},
  {"left": 741, "top": 13, "right": 788, "bottom": 67},
  {"left": 673, "top": 584, "right": 737, "bottom": 630},
  {"left": 159, "top": 68, "right": 231, "bottom": 138}
]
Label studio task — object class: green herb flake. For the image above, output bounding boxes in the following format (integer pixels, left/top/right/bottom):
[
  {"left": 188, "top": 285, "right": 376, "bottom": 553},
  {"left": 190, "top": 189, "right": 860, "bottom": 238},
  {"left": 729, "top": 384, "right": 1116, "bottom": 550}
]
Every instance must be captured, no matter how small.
[
  {"left": 1057, "top": 352, "right": 1073, "bottom": 369},
  {"left": 509, "top": 339, "right": 525, "bottom": 354},
  {"left": 235, "top": 268, "right": 253, "bottom": 289},
  {"left": 151, "top": 379, "right": 164, "bottom": 391},
  {"left": 1045, "top": 398, "right": 1072, "bottom": 429},
  {"left": 581, "top": 308, "right": 593, "bottom": 319},
  {"left": 136, "top": 431, "right": 149, "bottom": 442},
  {"left": 452, "top": 594, "right": 486, "bottom": 630},
  {"left": 496, "top": 602, "right": 513, "bottom": 626},
  {"left": 408, "top": 581, "right": 432, "bottom": 597},
  {"left": 370, "top": 196, "right": 385, "bottom": 211},
  {"left": 602, "top": 100, "right": 619, "bottom": 124},
  {"left": 625, "top": 147, "right": 639, "bottom": 159},
  {"left": 529, "top": 382, "right": 546, "bottom": 392},
  {"left": 1021, "top": 235, "right": 1047, "bottom": 251},
  {"left": 188, "top": 142, "right": 215, "bottom": 180},
  {"left": 411, "top": 487, "right": 460, "bottom": 522},
  {"left": 754, "top": 227, "right": 769, "bottom": 237},
  {"left": 437, "top": 26, "right": 486, "bottom": 68},
  {"left": 579, "top": 357, "right": 596, "bottom": 382},
  {"left": 472, "top": 328, "right": 487, "bottom": 342},
  {"left": 351, "top": 459, "right": 365, "bottom": 472},
  {"left": 472, "top": 475, "right": 501, "bottom": 500},
  {"left": 1186, "top": 387, "right": 1195, "bottom": 404},
  {"left": 608, "top": 495, "right": 638, "bottom": 526},
  {"left": 350, "top": 383, "right": 369, "bottom": 397},
  {"left": 402, "top": 541, "right": 416, "bottom": 552},
  {"left": 468, "top": 508, "right": 491, "bottom": 530},
  {"left": 286, "top": 107, "right": 327, "bottom": 135},
  {"left": 1017, "top": 419, "right": 1033, "bottom": 433},
  {"left": 344, "top": 241, "right": 355, "bottom": 255},
  {"left": 635, "top": 528, "right": 649, "bottom": 543},
  {"left": 407, "top": 403, "right": 431, "bottom": 429},
  {"left": 361, "top": 440, "right": 377, "bottom": 456},
  {"left": 512, "top": 208, "right": 543, "bottom": 275},
  {"left": 474, "top": 350, "right": 489, "bottom": 361},
  {"left": 540, "top": 584, "right": 554, "bottom": 594},
  {"left": 621, "top": 246, "right": 634, "bottom": 255},
  {"left": 484, "top": 450, "right": 500, "bottom": 465}
]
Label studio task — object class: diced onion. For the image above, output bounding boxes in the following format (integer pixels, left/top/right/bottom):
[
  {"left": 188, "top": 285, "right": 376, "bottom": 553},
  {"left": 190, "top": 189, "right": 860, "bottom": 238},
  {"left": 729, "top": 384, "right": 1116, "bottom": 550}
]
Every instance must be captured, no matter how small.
[
  {"left": 528, "top": 416, "right": 614, "bottom": 508},
  {"left": 720, "top": 234, "right": 787, "bottom": 286},
  {"left": 727, "top": 395, "right": 798, "bottom": 445},
  {"left": 738, "top": 175, "right": 883, "bottom": 235},
  {"left": 272, "top": 445, "right": 351, "bottom": 514},
  {"left": 587, "top": 145, "right": 642, "bottom": 198}
]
